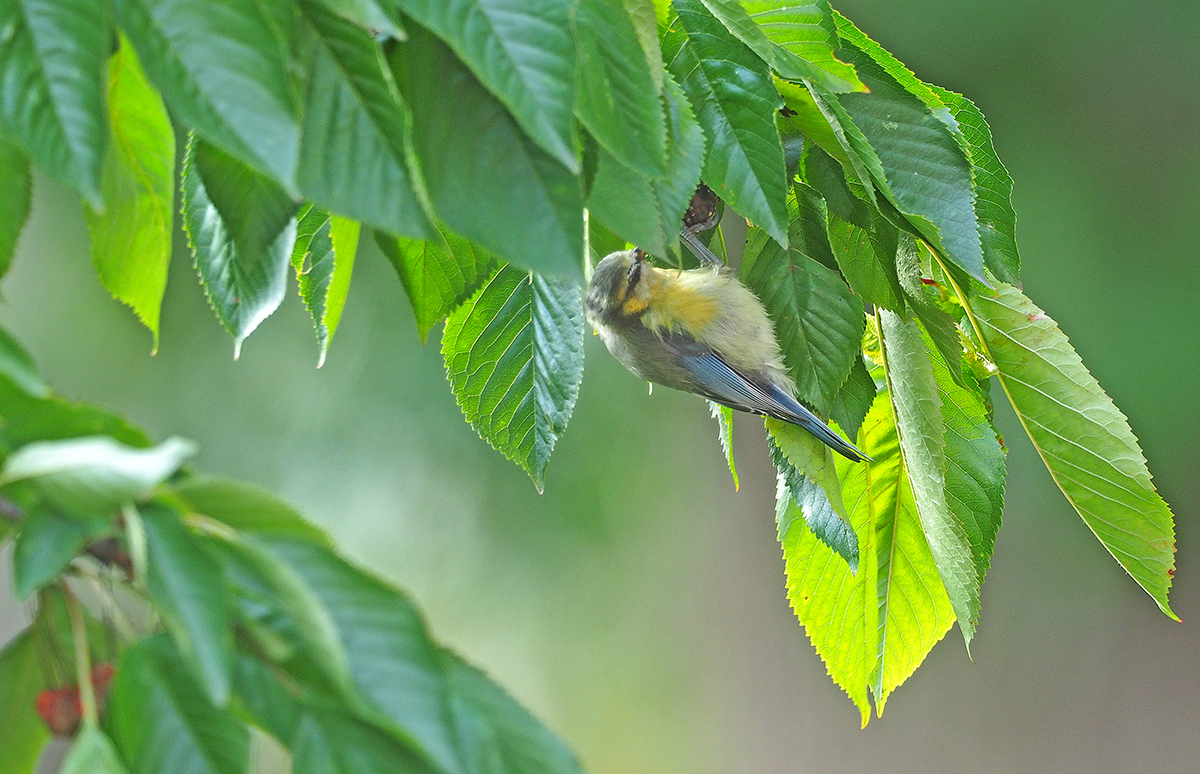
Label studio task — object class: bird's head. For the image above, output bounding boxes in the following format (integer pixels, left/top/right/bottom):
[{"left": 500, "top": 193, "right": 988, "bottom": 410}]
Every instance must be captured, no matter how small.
[{"left": 585, "top": 249, "right": 648, "bottom": 324}]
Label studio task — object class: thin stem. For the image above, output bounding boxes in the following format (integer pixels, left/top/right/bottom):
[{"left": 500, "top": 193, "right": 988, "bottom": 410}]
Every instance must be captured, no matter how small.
[{"left": 64, "top": 583, "right": 99, "bottom": 727}]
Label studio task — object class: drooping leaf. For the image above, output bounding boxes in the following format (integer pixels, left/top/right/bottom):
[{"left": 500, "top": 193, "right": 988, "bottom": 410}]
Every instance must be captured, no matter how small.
[
  {"left": 879, "top": 310, "right": 979, "bottom": 642},
  {"left": 315, "top": 0, "right": 406, "bottom": 40},
  {"left": 290, "top": 204, "right": 360, "bottom": 366},
  {"left": 84, "top": 38, "right": 174, "bottom": 352},
  {"left": 0, "top": 0, "right": 108, "bottom": 206},
  {"left": 768, "top": 419, "right": 857, "bottom": 570},
  {"left": 13, "top": 505, "right": 113, "bottom": 598},
  {"left": 171, "top": 476, "right": 332, "bottom": 547},
  {"left": 586, "top": 71, "right": 706, "bottom": 257},
  {"left": 0, "top": 139, "right": 31, "bottom": 278},
  {"left": 230, "top": 653, "right": 302, "bottom": 744},
  {"left": 0, "top": 324, "right": 49, "bottom": 398},
  {"left": 930, "top": 86, "right": 1021, "bottom": 285},
  {"left": 830, "top": 354, "right": 876, "bottom": 444},
  {"left": 740, "top": 197, "right": 865, "bottom": 415},
  {"left": 375, "top": 227, "right": 496, "bottom": 344},
  {"left": 664, "top": 0, "right": 789, "bottom": 247},
  {"left": 61, "top": 726, "right": 131, "bottom": 774},
  {"left": 0, "top": 630, "right": 51, "bottom": 773},
  {"left": 826, "top": 212, "right": 905, "bottom": 313},
  {"left": 699, "top": 0, "right": 864, "bottom": 93},
  {"left": 1, "top": 435, "right": 195, "bottom": 517},
  {"left": 0, "top": 384, "right": 149, "bottom": 450},
  {"left": 109, "top": 636, "right": 249, "bottom": 774},
  {"left": 141, "top": 505, "right": 235, "bottom": 706},
  {"left": 708, "top": 401, "right": 738, "bottom": 490},
  {"left": 441, "top": 266, "right": 585, "bottom": 492},
  {"left": 113, "top": 0, "right": 300, "bottom": 187},
  {"left": 803, "top": 145, "right": 869, "bottom": 229},
  {"left": 894, "top": 236, "right": 967, "bottom": 387},
  {"left": 574, "top": 0, "right": 667, "bottom": 176},
  {"left": 295, "top": 2, "right": 432, "bottom": 240},
  {"left": 181, "top": 138, "right": 298, "bottom": 357},
  {"left": 291, "top": 706, "right": 436, "bottom": 774},
  {"left": 395, "top": 0, "right": 578, "bottom": 172},
  {"left": 394, "top": 27, "right": 584, "bottom": 278},
  {"left": 970, "top": 283, "right": 1177, "bottom": 618}
]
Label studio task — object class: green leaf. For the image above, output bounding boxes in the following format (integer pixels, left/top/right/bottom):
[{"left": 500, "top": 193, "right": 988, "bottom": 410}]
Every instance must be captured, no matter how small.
[
  {"left": 0, "top": 0, "right": 108, "bottom": 207},
  {"left": 768, "top": 418, "right": 856, "bottom": 569},
  {"left": 375, "top": 227, "right": 496, "bottom": 344},
  {"left": 740, "top": 196, "right": 865, "bottom": 415},
  {"left": 0, "top": 630, "right": 51, "bottom": 773},
  {"left": 295, "top": 3, "right": 432, "bottom": 240},
  {"left": 109, "top": 636, "right": 249, "bottom": 774},
  {"left": 394, "top": 27, "right": 583, "bottom": 278},
  {"left": 141, "top": 505, "right": 235, "bottom": 706},
  {"left": 970, "top": 283, "right": 1177, "bottom": 618},
  {"left": 292, "top": 705, "right": 436, "bottom": 774},
  {"left": 803, "top": 145, "right": 869, "bottom": 229},
  {"left": 441, "top": 266, "right": 585, "bottom": 492},
  {"left": 708, "top": 401, "right": 738, "bottom": 491},
  {"left": 699, "top": 0, "right": 864, "bottom": 93},
  {"left": 1, "top": 435, "right": 195, "bottom": 517},
  {"left": 574, "top": 0, "right": 666, "bottom": 177},
  {"left": 930, "top": 86, "right": 1021, "bottom": 285},
  {"left": 826, "top": 212, "right": 905, "bottom": 313},
  {"left": 927, "top": 339, "right": 1005, "bottom": 587},
  {"left": 84, "top": 39, "right": 174, "bottom": 352},
  {"left": 879, "top": 310, "right": 979, "bottom": 642},
  {"left": 831, "top": 29, "right": 984, "bottom": 283},
  {"left": 0, "top": 139, "right": 31, "bottom": 278},
  {"left": 113, "top": 0, "right": 300, "bottom": 187},
  {"left": 894, "top": 236, "right": 967, "bottom": 387},
  {"left": 586, "top": 71, "right": 706, "bottom": 258},
  {"left": 13, "top": 505, "right": 113, "bottom": 598},
  {"left": 230, "top": 653, "right": 302, "bottom": 744},
  {"left": 181, "top": 138, "right": 299, "bottom": 358},
  {"left": 396, "top": 0, "right": 578, "bottom": 173},
  {"left": 829, "top": 354, "right": 875, "bottom": 443},
  {"left": 170, "top": 476, "right": 332, "bottom": 547},
  {"left": 315, "top": 0, "right": 406, "bottom": 39},
  {"left": 0, "top": 385, "right": 149, "bottom": 450},
  {"left": 0, "top": 324, "right": 49, "bottom": 398},
  {"left": 665, "top": 0, "right": 789, "bottom": 247},
  {"left": 290, "top": 205, "right": 361, "bottom": 366},
  {"left": 61, "top": 726, "right": 131, "bottom": 774}
]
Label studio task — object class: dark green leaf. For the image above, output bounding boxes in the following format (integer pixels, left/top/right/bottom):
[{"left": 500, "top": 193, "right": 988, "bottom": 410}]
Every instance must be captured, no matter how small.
[
  {"left": 13, "top": 506, "right": 113, "bottom": 598},
  {"left": 665, "top": 0, "right": 789, "bottom": 246},
  {"left": 61, "top": 726, "right": 130, "bottom": 774},
  {"left": 171, "top": 476, "right": 332, "bottom": 547},
  {"left": 181, "top": 138, "right": 299, "bottom": 357},
  {"left": 84, "top": 39, "right": 174, "bottom": 352},
  {"left": 894, "top": 236, "right": 966, "bottom": 386},
  {"left": 708, "top": 401, "right": 738, "bottom": 491},
  {"left": 296, "top": 3, "right": 432, "bottom": 240},
  {"left": 141, "top": 505, "right": 235, "bottom": 706},
  {"left": 768, "top": 420, "right": 857, "bottom": 570},
  {"left": 826, "top": 212, "right": 905, "bottom": 313},
  {"left": 230, "top": 653, "right": 302, "bottom": 744},
  {"left": 395, "top": 27, "right": 583, "bottom": 277},
  {"left": 113, "top": 0, "right": 300, "bottom": 186},
  {"left": 740, "top": 198, "right": 865, "bottom": 415},
  {"left": 0, "top": 324, "right": 49, "bottom": 398},
  {"left": 699, "top": 0, "right": 864, "bottom": 93},
  {"left": 879, "top": 309, "right": 979, "bottom": 642},
  {"left": 375, "top": 227, "right": 496, "bottom": 344},
  {"left": 931, "top": 86, "right": 1021, "bottom": 284},
  {"left": 803, "top": 145, "right": 869, "bottom": 229},
  {"left": 441, "top": 266, "right": 585, "bottom": 492},
  {"left": 586, "top": 72, "right": 706, "bottom": 258},
  {"left": 316, "top": 0, "right": 406, "bottom": 39},
  {"left": 830, "top": 354, "right": 875, "bottom": 443},
  {"left": 396, "top": 0, "right": 578, "bottom": 172},
  {"left": 0, "top": 0, "right": 108, "bottom": 206},
  {"left": 0, "top": 385, "right": 149, "bottom": 450},
  {"left": 109, "top": 636, "right": 249, "bottom": 774},
  {"left": 0, "top": 139, "right": 31, "bottom": 277},
  {"left": 292, "top": 705, "right": 435, "bottom": 774},
  {"left": 574, "top": 0, "right": 666, "bottom": 176},
  {"left": 970, "top": 283, "right": 1177, "bottom": 618},
  {"left": 0, "top": 630, "right": 51, "bottom": 773}
]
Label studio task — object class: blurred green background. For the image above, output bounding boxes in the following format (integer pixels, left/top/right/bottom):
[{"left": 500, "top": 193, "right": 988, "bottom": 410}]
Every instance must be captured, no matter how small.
[{"left": 2, "top": 1, "right": 1197, "bottom": 771}]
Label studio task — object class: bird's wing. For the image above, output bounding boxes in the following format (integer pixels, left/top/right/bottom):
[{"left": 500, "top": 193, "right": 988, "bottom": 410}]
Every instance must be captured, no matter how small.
[{"left": 673, "top": 345, "right": 869, "bottom": 462}]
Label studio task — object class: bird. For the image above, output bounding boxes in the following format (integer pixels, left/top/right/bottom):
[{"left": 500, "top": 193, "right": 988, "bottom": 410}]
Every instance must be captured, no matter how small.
[{"left": 584, "top": 246, "right": 868, "bottom": 462}]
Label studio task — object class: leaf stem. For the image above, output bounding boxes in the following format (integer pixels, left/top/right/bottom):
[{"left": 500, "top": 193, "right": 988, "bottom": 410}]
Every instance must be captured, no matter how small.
[{"left": 64, "top": 582, "right": 99, "bottom": 727}]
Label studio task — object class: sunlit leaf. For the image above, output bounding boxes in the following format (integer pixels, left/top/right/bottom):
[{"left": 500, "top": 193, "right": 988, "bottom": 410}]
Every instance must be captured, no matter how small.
[{"left": 708, "top": 401, "right": 738, "bottom": 491}]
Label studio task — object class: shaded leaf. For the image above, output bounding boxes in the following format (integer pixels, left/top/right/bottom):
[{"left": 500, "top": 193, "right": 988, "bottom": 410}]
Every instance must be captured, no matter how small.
[
  {"left": 769, "top": 419, "right": 857, "bottom": 569},
  {"left": 84, "top": 38, "right": 174, "bottom": 351},
  {"left": 13, "top": 505, "right": 113, "bottom": 598},
  {"left": 895, "top": 236, "right": 967, "bottom": 386},
  {"left": 664, "top": 0, "right": 789, "bottom": 246},
  {"left": 441, "top": 266, "right": 585, "bottom": 492},
  {"left": 970, "top": 283, "right": 1177, "bottom": 618},
  {"left": 109, "top": 636, "right": 249, "bottom": 774},
  {"left": 316, "top": 0, "right": 406, "bottom": 40},
  {"left": 61, "top": 726, "right": 130, "bottom": 774},
  {"left": 113, "top": 0, "right": 300, "bottom": 186},
  {"left": 181, "top": 138, "right": 298, "bottom": 357},
  {"left": 171, "top": 476, "right": 332, "bottom": 547},
  {"left": 376, "top": 227, "right": 496, "bottom": 344},
  {"left": 292, "top": 705, "right": 435, "bottom": 774},
  {"left": 826, "top": 212, "right": 905, "bottom": 313},
  {"left": 0, "top": 385, "right": 149, "bottom": 450},
  {"left": 0, "top": 324, "right": 49, "bottom": 398},
  {"left": 0, "top": 0, "right": 108, "bottom": 206},
  {"left": 804, "top": 145, "right": 869, "bottom": 229},
  {"left": 0, "top": 630, "right": 51, "bottom": 774},
  {"left": 830, "top": 354, "right": 875, "bottom": 443},
  {"left": 396, "top": 0, "right": 578, "bottom": 172},
  {"left": 230, "top": 653, "right": 302, "bottom": 744},
  {"left": 295, "top": 3, "right": 432, "bottom": 239},
  {"left": 395, "top": 27, "right": 583, "bottom": 278},
  {"left": 0, "top": 139, "right": 31, "bottom": 277}
]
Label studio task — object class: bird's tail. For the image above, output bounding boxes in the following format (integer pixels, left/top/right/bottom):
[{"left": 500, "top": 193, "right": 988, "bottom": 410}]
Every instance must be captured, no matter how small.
[{"left": 766, "top": 384, "right": 871, "bottom": 462}]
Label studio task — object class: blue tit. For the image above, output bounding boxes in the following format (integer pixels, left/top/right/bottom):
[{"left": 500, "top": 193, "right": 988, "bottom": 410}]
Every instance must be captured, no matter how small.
[{"left": 585, "top": 249, "right": 868, "bottom": 462}]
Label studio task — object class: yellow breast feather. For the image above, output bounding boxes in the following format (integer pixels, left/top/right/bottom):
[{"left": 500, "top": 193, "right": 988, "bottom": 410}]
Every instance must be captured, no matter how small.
[{"left": 638, "top": 268, "right": 720, "bottom": 335}]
